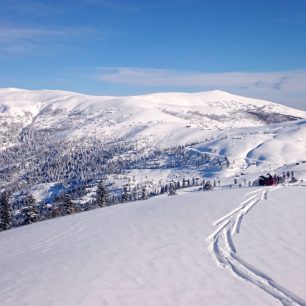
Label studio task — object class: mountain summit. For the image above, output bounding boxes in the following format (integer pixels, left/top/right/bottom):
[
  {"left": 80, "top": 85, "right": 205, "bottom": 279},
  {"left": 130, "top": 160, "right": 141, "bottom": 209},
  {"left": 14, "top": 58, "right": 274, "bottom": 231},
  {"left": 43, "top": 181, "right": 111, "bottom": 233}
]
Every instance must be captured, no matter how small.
[{"left": 0, "top": 88, "right": 305, "bottom": 148}]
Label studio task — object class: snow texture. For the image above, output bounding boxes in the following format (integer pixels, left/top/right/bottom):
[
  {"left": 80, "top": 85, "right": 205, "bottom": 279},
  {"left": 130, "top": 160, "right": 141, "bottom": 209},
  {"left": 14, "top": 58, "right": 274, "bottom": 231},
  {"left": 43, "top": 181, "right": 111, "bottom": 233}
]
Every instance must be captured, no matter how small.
[
  {"left": 1, "top": 88, "right": 306, "bottom": 305},
  {"left": 1, "top": 187, "right": 306, "bottom": 305}
]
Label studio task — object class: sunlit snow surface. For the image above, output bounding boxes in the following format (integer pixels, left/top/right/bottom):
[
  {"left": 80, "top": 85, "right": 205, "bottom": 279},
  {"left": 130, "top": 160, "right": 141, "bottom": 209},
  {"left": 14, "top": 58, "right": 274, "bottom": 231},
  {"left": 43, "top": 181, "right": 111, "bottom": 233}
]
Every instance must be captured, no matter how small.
[
  {"left": 1, "top": 88, "right": 306, "bottom": 148},
  {"left": 1, "top": 187, "right": 306, "bottom": 305},
  {"left": 1, "top": 88, "right": 306, "bottom": 305}
]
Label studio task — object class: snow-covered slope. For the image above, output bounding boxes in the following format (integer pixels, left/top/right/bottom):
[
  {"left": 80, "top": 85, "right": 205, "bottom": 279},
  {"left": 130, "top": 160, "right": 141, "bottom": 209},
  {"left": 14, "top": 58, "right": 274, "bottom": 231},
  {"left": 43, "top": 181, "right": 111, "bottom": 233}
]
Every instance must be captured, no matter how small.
[
  {"left": 188, "top": 119, "right": 306, "bottom": 178},
  {"left": 1, "top": 88, "right": 306, "bottom": 305},
  {"left": 1, "top": 88, "right": 305, "bottom": 147},
  {"left": 1, "top": 88, "right": 306, "bottom": 202},
  {"left": 1, "top": 186, "right": 305, "bottom": 306}
]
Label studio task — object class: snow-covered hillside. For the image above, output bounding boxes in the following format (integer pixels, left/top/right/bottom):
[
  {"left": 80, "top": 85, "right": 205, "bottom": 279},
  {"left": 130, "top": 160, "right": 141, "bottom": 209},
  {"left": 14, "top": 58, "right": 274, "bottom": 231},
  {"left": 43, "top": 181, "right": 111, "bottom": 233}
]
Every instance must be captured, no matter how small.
[
  {"left": 1, "top": 88, "right": 306, "bottom": 305},
  {"left": 1, "top": 88, "right": 306, "bottom": 218},
  {"left": 1, "top": 186, "right": 306, "bottom": 306},
  {"left": 1, "top": 88, "right": 305, "bottom": 147}
]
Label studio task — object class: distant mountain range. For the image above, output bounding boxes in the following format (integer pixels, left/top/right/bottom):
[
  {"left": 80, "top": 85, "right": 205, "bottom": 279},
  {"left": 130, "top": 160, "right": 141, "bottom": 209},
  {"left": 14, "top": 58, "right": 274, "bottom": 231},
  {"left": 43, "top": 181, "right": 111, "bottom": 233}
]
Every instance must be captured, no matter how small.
[
  {"left": 1, "top": 88, "right": 305, "bottom": 149},
  {"left": 1, "top": 88, "right": 306, "bottom": 215}
]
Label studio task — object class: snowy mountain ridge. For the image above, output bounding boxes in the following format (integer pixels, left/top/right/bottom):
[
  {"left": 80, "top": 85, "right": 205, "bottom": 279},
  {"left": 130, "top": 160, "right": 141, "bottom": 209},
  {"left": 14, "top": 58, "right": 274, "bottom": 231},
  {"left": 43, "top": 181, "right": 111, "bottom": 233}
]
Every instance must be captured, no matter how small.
[
  {"left": 1, "top": 88, "right": 305, "bottom": 148},
  {"left": 1, "top": 87, "right": 306, "bottom": 224}
]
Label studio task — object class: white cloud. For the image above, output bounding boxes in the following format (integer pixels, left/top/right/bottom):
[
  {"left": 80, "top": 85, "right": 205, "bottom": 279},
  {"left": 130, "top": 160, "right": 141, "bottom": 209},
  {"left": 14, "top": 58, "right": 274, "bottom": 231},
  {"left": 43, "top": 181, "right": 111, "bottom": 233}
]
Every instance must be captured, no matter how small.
[
  {"left": 97, "top": 67, "right": 305, "bottom": 90},
  {"left": 96, "top": 67, "right": 306, "bottom": 109},
  {"left": 0, "top": 24, "right": 100, "bottom": 54}
]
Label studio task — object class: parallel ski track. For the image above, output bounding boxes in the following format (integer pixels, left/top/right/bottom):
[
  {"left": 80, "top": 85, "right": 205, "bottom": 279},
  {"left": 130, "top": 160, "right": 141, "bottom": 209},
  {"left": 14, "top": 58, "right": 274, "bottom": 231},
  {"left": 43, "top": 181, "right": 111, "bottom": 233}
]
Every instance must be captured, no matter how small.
[{"left": 207, "top": 186, "right": 306, "bottom": 306}]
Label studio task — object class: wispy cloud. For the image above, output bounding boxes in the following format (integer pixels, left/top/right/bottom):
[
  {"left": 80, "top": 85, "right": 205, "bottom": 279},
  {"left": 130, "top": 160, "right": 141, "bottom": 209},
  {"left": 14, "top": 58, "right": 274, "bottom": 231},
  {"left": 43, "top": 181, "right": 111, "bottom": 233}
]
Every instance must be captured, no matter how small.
[
  {"left": 0, "top": 0, "right": 138, "bottom": 18},
  {"left": 76, "top": 0, "right": 139, "bottom": 11},
  {"left": 96, "top": 67, "right": 305, "bottom": 91},
  {"left": 0, "top": 0, "right": 51, "bottom": 14},
  {"left": 93, "top": 67, "right": 306, "bottom": 108},
  {"left": 0, "top": 24, "right": 101, "bottom": 54}
]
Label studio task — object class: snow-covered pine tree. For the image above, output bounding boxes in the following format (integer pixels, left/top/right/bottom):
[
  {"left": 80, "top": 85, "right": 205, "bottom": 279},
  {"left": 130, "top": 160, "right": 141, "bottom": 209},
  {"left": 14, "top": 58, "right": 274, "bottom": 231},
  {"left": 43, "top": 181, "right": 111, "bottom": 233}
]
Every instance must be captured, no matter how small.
[
  {"left": 122, "top": 184, "right": 129, "bottom": 202},
  {"left": 168, "top": 183, "right": 176, "bottom": 196},
  {"left": 96, "top": 180, "right": 109, "bottom": 207},
  {"left": 62, "top": 194, "right": 75, "bottom": 215},
  {"left": 0, "top": 190, "right": 11, "bottom": 231},
  {"left": 131, "top": 188, "right": 138, "bottom": 201},
  {"left": 141, "top": 186, "right": 149, "bottom": 200},
  {"left": 22, "top": 194, "right": 39, "bottom": 224},
  {"left": 160, "top": 185, "right": 165, "bottom": 194},
  {"left": 225, "top": 158, "right": 230, "bottom": 168}
]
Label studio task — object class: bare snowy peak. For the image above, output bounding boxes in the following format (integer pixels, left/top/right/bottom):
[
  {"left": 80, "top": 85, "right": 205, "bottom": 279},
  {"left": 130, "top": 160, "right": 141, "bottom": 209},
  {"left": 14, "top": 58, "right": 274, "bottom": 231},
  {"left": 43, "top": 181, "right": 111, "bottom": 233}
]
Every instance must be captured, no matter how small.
[
  {"left": 0, "top": 88, "right": 303, "bottom": 114},
  {"left": 1, "top": 88, "right": 306, "bottom": 147}
]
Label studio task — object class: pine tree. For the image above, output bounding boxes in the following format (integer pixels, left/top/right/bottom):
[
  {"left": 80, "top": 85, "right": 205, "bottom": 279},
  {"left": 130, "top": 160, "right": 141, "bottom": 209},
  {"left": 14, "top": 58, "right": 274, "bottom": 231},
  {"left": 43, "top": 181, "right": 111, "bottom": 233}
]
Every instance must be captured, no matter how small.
[
  {"left": 0, "top": 191, "right": 11, "bottom": 231},
  {"left": 160, "top": 185, "right": 165, "bottom": 194},
  {"left": 141, "top": 186, "right": 149, "bottom": 200},
  {"left": 131, "top": 188, "right": 138, "bottom": 201},
  {"left": 168, "top": 183, "right": 176, "bottom": 196},
  {"left": 22, "top": 194, "right": 39, "bottom": 225},
  {"left": 62, "top": 194, "right": 75, "bottom": 215},
  {"left": 96, "top": 180, "right": 109, "bottom": 207},
  {"left": 122, "top": 184, "right": 129, "bottom": 202}
]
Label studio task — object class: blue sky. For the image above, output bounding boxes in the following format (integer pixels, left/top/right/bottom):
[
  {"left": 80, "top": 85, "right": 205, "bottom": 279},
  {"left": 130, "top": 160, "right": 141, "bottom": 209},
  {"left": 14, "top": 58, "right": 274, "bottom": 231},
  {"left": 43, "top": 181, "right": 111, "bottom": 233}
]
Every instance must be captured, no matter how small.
[{"left": 0, "top": 0, "right": 306, "bottom": 109}]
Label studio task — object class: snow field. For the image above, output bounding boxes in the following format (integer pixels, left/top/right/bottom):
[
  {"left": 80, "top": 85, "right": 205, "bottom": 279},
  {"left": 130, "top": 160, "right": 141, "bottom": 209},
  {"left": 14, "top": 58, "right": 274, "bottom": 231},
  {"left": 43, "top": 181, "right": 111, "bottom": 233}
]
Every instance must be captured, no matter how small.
[
  {"left": 0, "top": 188, "right": 279, "bottom": 306},
  {"left": 235, "top": 186, "right": 306, "bottom": 303},
  {"left": 208, "top": 185, "right": 306, "bottom": 305}
]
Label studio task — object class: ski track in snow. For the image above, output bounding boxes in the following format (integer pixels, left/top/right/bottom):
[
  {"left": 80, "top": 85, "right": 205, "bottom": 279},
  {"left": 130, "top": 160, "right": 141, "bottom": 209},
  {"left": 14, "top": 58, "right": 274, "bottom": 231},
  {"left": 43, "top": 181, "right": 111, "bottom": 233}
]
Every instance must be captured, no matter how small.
[{"left": 207, "top": 185, "right": 306, "bottom": 306}]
